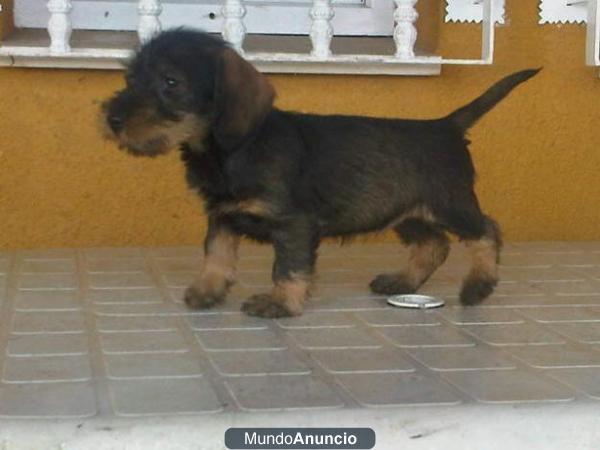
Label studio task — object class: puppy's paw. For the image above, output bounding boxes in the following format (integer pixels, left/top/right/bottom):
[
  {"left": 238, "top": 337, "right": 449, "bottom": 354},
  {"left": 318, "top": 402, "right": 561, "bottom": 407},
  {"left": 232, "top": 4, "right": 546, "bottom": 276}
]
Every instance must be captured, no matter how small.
[
  {"left": 184, "top": 284, "right": 226, "bottom": 310},
  {"left": 241, "top": 294, "right": 299, "bottom": 318},
  {"left": 370, "top": 273, "right": 416, "bottom": 296},
  {"left": 459, "top": 275, "right": 497, "bottom": 306}
]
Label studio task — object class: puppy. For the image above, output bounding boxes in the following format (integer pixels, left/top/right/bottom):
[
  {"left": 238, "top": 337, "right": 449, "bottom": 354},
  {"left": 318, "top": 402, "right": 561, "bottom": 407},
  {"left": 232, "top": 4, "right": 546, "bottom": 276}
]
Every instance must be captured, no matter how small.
[{"left": 104, "top": 29, "right": 539, "bottom": 318}]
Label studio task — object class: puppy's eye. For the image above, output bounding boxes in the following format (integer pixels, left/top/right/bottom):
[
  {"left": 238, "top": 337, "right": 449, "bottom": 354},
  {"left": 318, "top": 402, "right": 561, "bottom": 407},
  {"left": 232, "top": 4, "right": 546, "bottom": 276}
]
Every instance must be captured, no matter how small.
[{"left": 164, "top": 77, "right": 179, "bottom": 89}]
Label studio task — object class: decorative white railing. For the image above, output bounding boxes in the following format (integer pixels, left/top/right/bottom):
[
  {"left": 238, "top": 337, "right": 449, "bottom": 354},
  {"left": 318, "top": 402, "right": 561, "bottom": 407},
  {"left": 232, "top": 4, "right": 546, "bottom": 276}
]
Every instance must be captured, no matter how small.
[
  {"left": 0, "top": 0, "right": 497, "bottom": 75},
  {"left": 587, "top": 0, "right": 600, "bottom": 68}
]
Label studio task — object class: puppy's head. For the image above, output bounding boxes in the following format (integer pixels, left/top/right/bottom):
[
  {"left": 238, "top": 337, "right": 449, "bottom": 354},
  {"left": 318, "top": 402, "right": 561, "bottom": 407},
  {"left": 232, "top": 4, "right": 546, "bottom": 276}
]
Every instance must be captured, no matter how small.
[{"left": 103, "top": 29, "right": 275, "bottom": 156}]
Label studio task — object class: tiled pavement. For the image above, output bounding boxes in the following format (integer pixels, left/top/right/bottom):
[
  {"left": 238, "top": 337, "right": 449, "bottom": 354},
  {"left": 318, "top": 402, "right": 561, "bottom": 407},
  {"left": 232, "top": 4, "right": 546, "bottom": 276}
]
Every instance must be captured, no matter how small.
[{"left": 1, "top": 242, "right": 600, "bottom": 447}]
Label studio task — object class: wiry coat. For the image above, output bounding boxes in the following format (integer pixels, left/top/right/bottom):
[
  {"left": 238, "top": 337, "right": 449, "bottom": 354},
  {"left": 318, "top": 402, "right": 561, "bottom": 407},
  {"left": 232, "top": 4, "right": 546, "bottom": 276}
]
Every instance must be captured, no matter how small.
[{"left": 105, "top": 29, "right": 539, "bottom": 317}]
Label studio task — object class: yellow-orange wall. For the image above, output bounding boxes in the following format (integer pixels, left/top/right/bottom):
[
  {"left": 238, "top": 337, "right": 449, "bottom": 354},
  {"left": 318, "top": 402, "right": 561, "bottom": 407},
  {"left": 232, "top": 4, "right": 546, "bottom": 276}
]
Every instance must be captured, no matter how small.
[{"left": 0, "top": 0, "right": 598, "bottom": 249}]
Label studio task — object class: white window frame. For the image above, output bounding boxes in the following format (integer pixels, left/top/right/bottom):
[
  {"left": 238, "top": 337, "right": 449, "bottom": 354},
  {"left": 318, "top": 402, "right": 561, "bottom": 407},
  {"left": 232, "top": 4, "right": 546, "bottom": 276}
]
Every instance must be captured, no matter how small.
[
  {"left": 15, "top": 0, "right": 394, "bottom": 36},
  {"left": 587, "top": 0, "right": 600, "bottom": 68},
  {"left": 0, "top": 0, "right": 498, "bottom": 75}
]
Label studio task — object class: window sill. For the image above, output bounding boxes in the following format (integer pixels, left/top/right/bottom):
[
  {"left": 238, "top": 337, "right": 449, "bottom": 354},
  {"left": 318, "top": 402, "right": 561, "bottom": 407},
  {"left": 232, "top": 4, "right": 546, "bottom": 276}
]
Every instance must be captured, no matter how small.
[{"left": 0, "top": 29, "right": 442, "bottom": 75}]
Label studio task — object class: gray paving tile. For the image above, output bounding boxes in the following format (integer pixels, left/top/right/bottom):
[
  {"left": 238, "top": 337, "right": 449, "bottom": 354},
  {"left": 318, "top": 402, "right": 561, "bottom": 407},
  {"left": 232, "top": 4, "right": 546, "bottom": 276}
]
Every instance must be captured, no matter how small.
[
  {"left": 276, "top": 311, "right": 356, "bottom": 329},
  {"left": 310, "top": 348, "right": 415, "bottom": 373},
  {"left": 0, "top": 382, "right": 96, "bottom": 418},
  {"left": 491, "top": 281, "right": 545, "bottom": 296},
  {"left": 442, "top": 370, "right": 575, "bottom": 403},
  {"left": 483, "top": 294, "right": 600, "bottom": 307},
  {"left": 7, "top": 333, "right": 89, "bottom": 356},
  {"left": 2, "top": 242, "right": 600, "bottom": 419},
  {"left": 407, "top": 346, "right": 517, "bottom": 371},
  {"left": 516, "top": 307, "right": 600, "bottom": 323},
  {"left": 316, "top": 270, "right": 375, "bottom": 286},
  {"left": 376, "top": 324, "right": 475, "bottom": 348},
  {"left": 93, "top": 303, "right": 179, "bottom": 316},
  {"left": 186, "top": 313, "right": 269, "bottom": 331},
  {"left": 546, "top": 368, "right": 600, "bottom": 399},
  {"left": 438, "top": 308, "right": 525, "bottom": 325},
  {"left": 547, "top": 322, "right": 600, "bottom": 344},
  {"left": 287, "top": 327, "right": 381, "bottom": 350},
  {"left": 355, "top": 309, "right": 440, "bottom": 326},
  {"left": 238, "top": 272, "right": 273, "bottom": 288},
  {"left": 225, "top": 376, "right": 344, "bottom": 411},
  {"left": 507, "top": 344, "right": 600, "bottom": 368},
  {"left": 110, "top": 377, "right": 222, "bottom": 416},
  {"left": 150, "top": 247, "right": 202, "bottom": 258},
  {"left": 196, "top": 329, "right": 287, "bottom": 351},
  {"left": 161, "top": 272, "right": 196, "bottom": 288},
  {"left": 105, "top": 352, "right": 203, "bottom": 379},
  {"left": 499, "top": 266, "right": 582, "bottom": 282},
  {"left": 88, "top": 287, "right": 163, "bottom": 304},
  {"left": 3, "top": 355, "right": 92, "bottom": 383},
  {"left": 462, "top": 323, "right": 566, "bottom": 346},
  {"left": 14, "top": 290, "right": 81, "bottom": 311},
  {"left": 100, "top": 331, "right": 189, "bottom": 354},
  {"left": 86, "top": 258, "right": 147, "bottom": 273},
  {"left": 209, "top": 350, "right": 311, "bottom": 376},
  {"left": 11, "top": 311, "right": 85, "bottom": 334},
  {"left": 85, "top": 247, "right": 144, "bottom": 259},
  {"left": 336, "top": 372, "right": 461, "bottom": 407},
  {"left": 96, "top": 315, "right": 180, "bottom": 332},
  {"left": 153, "top": 257, "right": 202, "bottom": 272},
  {"left": 17, "top": 249, "right": 75, "bottom": 259},
  {"left": 18, "top": 273, "right": 78, "bottom": 290},
  {"left": 308, "top": 296, "right": 388, "bottom": 311},
  {"left": 20, "top": 258, "right": 76, "bottom": 273},
  {"left": 88, "top": 273, "right": 155, "bottom": 289},
  {"left": 532, "top": 280, "right": 600, "bottom": 296}
]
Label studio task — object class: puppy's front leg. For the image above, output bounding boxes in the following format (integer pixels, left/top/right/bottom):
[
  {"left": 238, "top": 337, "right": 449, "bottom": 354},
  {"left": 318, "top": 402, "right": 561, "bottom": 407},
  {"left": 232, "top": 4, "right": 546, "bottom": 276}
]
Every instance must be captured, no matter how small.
[
  {"left": 185, "top": 216, "right": 240, "bottom": 309},
  {"left": 242, "top": 221, "right": 318, "bottom": 318}
]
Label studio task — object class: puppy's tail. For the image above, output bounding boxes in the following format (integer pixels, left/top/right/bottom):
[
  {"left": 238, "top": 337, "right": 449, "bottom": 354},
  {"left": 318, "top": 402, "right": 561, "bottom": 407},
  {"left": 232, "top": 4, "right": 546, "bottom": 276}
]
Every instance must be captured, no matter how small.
[{"left": 446, "top": 68, "right": 541, "bottom": 131}]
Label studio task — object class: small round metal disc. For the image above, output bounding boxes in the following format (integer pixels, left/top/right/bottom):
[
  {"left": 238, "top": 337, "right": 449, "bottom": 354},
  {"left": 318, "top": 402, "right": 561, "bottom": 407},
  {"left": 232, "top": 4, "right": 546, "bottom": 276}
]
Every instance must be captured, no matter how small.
[{"left": 387, "top": 294, "right": 445, "bottom": 309}]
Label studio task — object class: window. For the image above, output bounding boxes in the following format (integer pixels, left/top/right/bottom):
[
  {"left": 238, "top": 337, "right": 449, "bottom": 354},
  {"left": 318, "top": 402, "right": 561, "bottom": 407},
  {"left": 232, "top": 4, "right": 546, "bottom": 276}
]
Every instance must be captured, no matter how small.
[
  {"left": 587, "top": 0, "right": 599, "bottom": 68},
  {"left": 16, "top": 0, "right": 394, "bottom": 36},
  {"left": 0, "top": 0, "right": 497, "bottom": 74}
]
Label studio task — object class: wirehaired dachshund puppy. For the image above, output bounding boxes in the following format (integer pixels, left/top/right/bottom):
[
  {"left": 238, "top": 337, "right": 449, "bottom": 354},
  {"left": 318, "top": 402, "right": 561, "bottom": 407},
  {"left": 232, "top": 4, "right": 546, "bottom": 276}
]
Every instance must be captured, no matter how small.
[{"left": 104, "top": 29, "right": 540, "bottom": 318}]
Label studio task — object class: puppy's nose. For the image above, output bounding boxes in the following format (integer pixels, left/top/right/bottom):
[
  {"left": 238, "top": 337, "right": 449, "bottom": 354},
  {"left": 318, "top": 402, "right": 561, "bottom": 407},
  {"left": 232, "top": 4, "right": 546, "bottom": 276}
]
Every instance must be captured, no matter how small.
[{"left": 107, "top": 114, "right": 124, "bottom": 134}]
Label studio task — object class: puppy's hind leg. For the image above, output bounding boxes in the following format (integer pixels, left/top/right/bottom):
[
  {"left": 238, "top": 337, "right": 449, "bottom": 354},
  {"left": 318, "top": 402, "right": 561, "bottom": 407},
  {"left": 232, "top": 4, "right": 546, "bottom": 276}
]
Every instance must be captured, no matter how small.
[
  {"left": 242, "top": 218, "right": 319, "bottom": 318},
  {"left": 370, "top": 219, "right": 450, "bottom": 295},
  {"left": 460, "top": 215, "right": 502, "bottom": 305}
]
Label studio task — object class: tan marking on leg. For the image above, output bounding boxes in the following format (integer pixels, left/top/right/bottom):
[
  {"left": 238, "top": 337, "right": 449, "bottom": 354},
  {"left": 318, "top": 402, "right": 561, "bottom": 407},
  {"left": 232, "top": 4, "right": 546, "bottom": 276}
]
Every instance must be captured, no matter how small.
[
  {"left": 271, "top": 273, "right": 311, "bottom": 316},
  {"left": 405, "top": 235, "right": 450, "bottom": 287},
  {"left": 460, "top": 219, "right": 502, "bottom": 305},
  {"left": 200, "top": 229, "right": 240, "bottom": 293},
  {"left": 464, "top": 236, "right": 499, "bottom": 282}
]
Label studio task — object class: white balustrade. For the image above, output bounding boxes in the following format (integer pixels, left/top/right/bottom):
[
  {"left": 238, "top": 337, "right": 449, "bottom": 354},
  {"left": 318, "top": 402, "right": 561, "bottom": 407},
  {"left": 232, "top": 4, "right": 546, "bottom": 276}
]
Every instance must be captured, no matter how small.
[
  {"left": 47, "top": 0, "right": 72, "bottom": 54},
  {"left": 394, "top": 0, "right": 419, "bottom": 59},
  {"left": 310, "top": 0, "right": 334, "bottom": 59},
  {"left": 222, "top": 0, "right": 247, "bottom": 53},
  {"left": 138, "top": 0, "right": 163, "bottom": 43}
]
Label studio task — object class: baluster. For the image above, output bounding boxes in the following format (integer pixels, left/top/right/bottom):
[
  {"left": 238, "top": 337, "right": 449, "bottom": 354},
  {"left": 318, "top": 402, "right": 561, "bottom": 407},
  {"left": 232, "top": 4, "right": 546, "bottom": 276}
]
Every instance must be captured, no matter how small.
[
  {"left": 310, "top": 0, "right": 334, "bottom": 59},
  {"left": 222, "top": 0, "right": 247, "bottom": 53},
  {"left": 138, "top": 0, "right": 163, "bottom": 43},
  {"left": 47, "top": 0, "right": 72, "bottom": 54},
  {"left": 394, "top": 0, "right": 419, "bottom": 59}
]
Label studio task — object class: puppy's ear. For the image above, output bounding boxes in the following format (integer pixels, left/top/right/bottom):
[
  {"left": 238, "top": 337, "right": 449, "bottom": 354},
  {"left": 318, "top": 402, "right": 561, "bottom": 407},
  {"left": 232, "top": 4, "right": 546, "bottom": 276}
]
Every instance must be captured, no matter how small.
[{"left": 213, "top": 48, "right": 275, "bottom": 149}]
